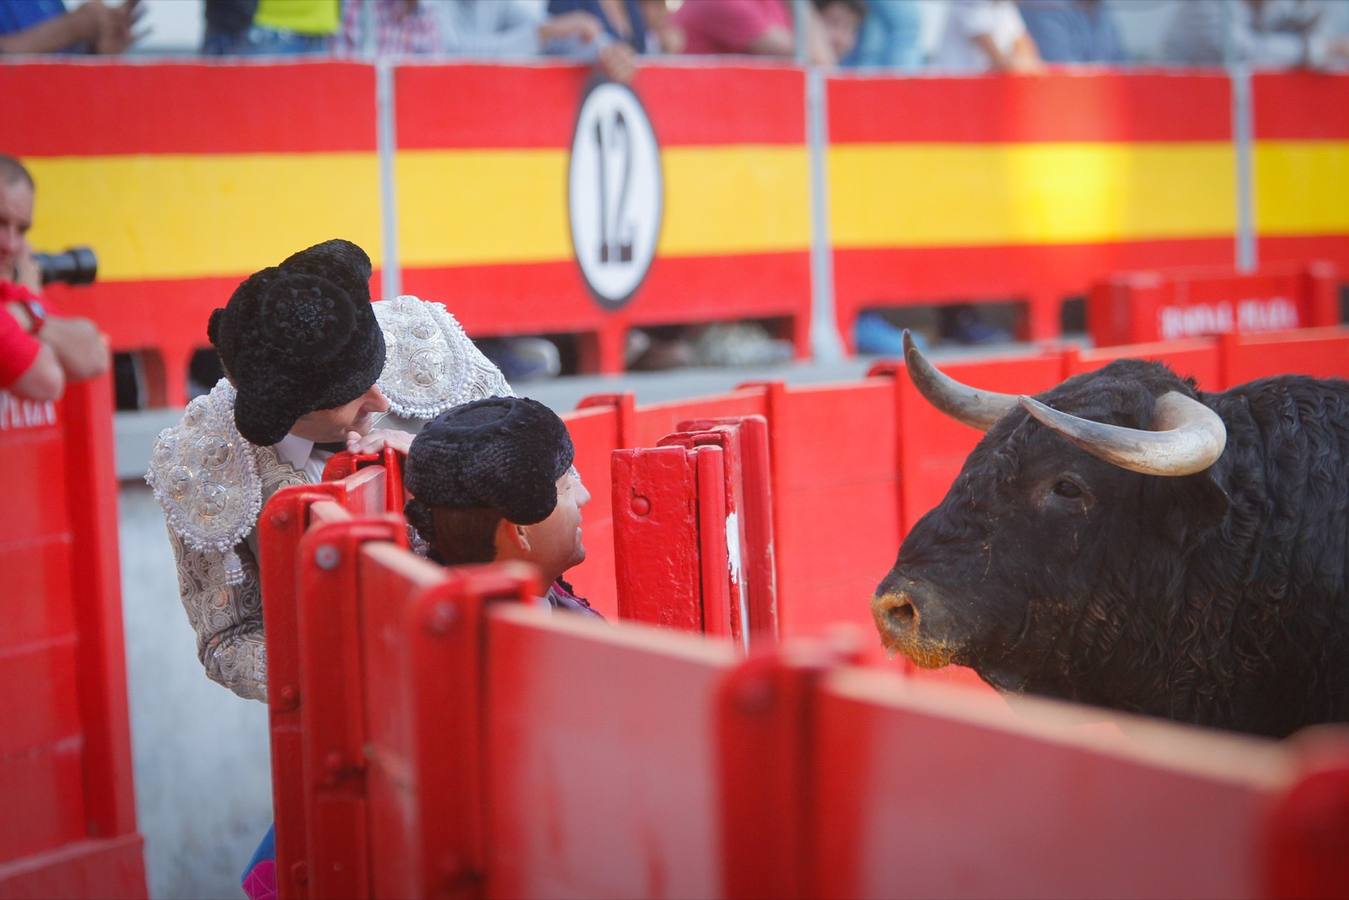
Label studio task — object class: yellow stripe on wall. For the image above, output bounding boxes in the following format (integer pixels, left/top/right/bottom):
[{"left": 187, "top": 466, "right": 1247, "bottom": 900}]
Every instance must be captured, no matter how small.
[
  {"left": 1254, "top": 141, "right": 1349, "bottom": 235},
  {"left": 830, "top": 142, "right": 1237, "bottom": 248},
  {"left": 397, "top": 145, "right": 811, "bottom": 267},
  {"left": 27, "top": 154, "right": 383, "bottom": 281}
]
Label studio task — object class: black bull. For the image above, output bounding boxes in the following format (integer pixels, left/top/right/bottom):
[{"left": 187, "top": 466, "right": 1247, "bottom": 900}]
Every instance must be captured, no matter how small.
[{"left": 873, "top": 334, "right": 1349, "bottom": 738}]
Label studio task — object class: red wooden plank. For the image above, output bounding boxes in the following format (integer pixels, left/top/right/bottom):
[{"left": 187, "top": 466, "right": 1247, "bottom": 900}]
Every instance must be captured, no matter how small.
[
  {"left": 812, "top": 669, "right": 1282, "bottom": 899},
  {"left": 558, "top": 404, "right": 621, "bottom": 618},
  {"left": 0, "top": 834, "right": 145, "bottom": 900},
  {"left": 612, "top": 446, "right": 703, "bottom": 631},
  {"left": 0, "top": 740, "right": 87, "bottom": 864},
  {"left": 0, "top": 640, "right": 81, "bottom": 756},
  {"left": 1253, "top": 72, "right": 1349, "bottom": 140},
  {"left": 0, "top": 540, "right": 74, "bottom": 650},
  {"left": 828, "top": 72, "right": 1231, "bottom": 144},
  {"left": 4, "top": 62, "right": 377, "bottom": 156},
  {"left": 1065, "top": 339, "right": 1222, "bottom": 390},
  {"left": 1219, "top": 327, "right": 1349, "bottom": 386},
  {"left": 395, "top": 63, "right": 804, "bottom": 150},
  {"left": 484, "top": 606, "right": 734, "bottom": 899}
]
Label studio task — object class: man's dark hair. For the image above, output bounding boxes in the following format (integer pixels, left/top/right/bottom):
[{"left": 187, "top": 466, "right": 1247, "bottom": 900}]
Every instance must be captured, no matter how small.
[
  {"left": 427, "top": 505, "right": 503, "bottom": 567},
  {"left": 0, "top": 155, "right": 34, "bottom": 189},
  {"left": 812, "top": 0, "right": 865, "bottom": 17}
]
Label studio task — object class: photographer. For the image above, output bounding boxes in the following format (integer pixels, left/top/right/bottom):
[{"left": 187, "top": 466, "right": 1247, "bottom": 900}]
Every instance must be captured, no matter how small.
[{"left": 0, "top": 154, "right": 109, "bottom": 397}]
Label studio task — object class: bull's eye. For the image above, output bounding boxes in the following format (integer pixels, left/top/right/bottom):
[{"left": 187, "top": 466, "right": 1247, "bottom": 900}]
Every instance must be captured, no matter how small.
[{"left": 1053, "top": 479, "right": 1083, "bottom": 499}]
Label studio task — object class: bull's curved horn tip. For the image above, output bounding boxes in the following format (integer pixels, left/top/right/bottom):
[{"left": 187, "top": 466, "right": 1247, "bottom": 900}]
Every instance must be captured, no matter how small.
[{"left": 901, "top": 329, "right": 917, "bottom": 355}]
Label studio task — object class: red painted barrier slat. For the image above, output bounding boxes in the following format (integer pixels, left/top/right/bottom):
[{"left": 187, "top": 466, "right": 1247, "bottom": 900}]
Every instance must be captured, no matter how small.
[
  {"left": 1253, "top": 71, "right": 1349, "bottom": 140},
  {"left": 812, "top": 671, "right": 1283, "bottom": 900},
  {"left": 4, "top": 62, "right": 377, "bottom": 155},
  {"left": 1220, "top": 326, "right": 1349, "bottom": 386},
  {"left": 828, "top": 72, "right": 1232, "bottom": 143},
  {"left": 1064, "top": 338, "right": 1222, "bottom": 389},
  {"left": 1087, "top": 263, "right": 1338, "bottom": 347},
  {"left": 0, "top": 379, "right": 144, "bottom": 897},
  {"left": 485, "top": 606, "right": 734, "bottom": 900}
]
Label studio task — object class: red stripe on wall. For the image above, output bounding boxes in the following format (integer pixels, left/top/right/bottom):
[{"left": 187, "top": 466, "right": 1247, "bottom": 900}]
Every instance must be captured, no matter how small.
[
  {"left": 395, "top": 63, "right": 805, "bottom": 149},
  {"left": 1253, "top": 72, "right": 1349, "bottom": 140},
  {"left": 4, "top": 62, "right": 377, "bottom": 156},
  {"left": 832, "top": 238, "right": 1236, "bottom": 319},
  {"left": 1258, "top": 235, "right": 1349, "bottom": 273},
  {"left": 401, "top": 252, "right": 810, "bottom": 334},
  {"left": 828, "top": 72, "right": 1231, "bottom": 144}
]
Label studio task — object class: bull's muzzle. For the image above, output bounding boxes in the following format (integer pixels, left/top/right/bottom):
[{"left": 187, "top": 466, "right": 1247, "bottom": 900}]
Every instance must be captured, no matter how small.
[{"left": 870, "top": 586, "right": 959, "bottom": 669}]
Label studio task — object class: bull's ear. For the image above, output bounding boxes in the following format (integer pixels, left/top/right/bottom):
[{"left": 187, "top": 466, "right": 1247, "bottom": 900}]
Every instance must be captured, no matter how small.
[{"left": 1161, "top": 471, "right": 1230, "bottom": 546}]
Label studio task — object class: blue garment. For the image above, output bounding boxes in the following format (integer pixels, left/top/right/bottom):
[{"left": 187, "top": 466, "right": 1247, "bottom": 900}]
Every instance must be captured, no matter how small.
[
  {"left": 1017, "top": 0, "right": 1126, "bottom": 64},
  {"left": 844, "top": 0, "right": 923, "bottom": 69},
  {"left": 546, "top": 0, "right": 647, "bottom": 52},
  {"left": 202, "top": 24, "right": 330, "bottom": 55},
  {"left": 0, "top": 0, "right": 65, "bottom": 35}
]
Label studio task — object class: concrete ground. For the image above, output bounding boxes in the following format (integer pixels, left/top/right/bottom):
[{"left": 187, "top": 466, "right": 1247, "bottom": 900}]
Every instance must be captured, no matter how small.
[{"left": 117, "top": 348, "right": 1032, "bottom": 898}]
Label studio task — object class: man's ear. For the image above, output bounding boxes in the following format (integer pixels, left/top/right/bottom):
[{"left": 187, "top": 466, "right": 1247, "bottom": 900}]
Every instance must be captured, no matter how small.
[{"left": 497, "top": 518, "right": 531, "bottom": 553}]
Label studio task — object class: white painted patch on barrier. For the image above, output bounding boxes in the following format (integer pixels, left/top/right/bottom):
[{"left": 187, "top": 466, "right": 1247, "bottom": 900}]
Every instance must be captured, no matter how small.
[{"left": 726, "top": 510, "right": 750, "bottom": 652}]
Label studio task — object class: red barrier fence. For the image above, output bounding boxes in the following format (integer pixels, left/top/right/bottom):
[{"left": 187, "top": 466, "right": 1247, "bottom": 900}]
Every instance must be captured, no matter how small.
[
  {"left": 1088, "top": 262, "right": 1339, "bottom": 346},
  {"left": 0, "top": 378, "right": 145, "bottom": 899},
  {"left": 257, "top": 469, "right": 1349, "bottom": 899}
]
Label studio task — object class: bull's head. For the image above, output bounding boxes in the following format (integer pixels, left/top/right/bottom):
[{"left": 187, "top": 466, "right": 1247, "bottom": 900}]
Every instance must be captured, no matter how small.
[{"left": 873, "top": 334, "right": 1230, "bottom": 702}]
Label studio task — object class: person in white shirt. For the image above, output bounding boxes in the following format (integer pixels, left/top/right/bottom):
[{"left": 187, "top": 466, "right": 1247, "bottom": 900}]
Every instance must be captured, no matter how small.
[{"left": 931, "top": 0, "right": 1043, "bottom": 72}]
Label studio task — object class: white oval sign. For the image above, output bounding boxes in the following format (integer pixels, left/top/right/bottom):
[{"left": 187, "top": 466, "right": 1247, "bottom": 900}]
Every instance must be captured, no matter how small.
[{"left": 568, "top": 81, "right": 663, "bottom": 309}]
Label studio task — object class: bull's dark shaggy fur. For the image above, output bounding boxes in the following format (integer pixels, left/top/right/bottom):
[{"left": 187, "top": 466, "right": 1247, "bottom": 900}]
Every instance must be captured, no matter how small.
[{"left": 879, "top": 360, "right": 1349, "bottom": 737}]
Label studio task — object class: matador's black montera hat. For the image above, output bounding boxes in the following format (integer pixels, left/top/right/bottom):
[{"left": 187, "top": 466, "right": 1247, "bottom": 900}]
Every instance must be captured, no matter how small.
[
  {"left": 208, "top": 239, "right": 385, "bottom": 446},
  {"left": 404, "top": 397, "right": 575, "bottom": 529}
]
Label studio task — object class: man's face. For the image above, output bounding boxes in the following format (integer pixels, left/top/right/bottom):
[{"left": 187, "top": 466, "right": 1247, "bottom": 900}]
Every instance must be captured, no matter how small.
[
  {"left": 819, "top": 1, "right": 863, "bottom": 61},
  {"left": 0, "top": 178, "right": 34, "bottom": 282},
  {"left": 520, "top": 466, "right": 591, "bottom": 584},
  {"left": 289, "top": 383, "right": 390, "bottom": 442}
]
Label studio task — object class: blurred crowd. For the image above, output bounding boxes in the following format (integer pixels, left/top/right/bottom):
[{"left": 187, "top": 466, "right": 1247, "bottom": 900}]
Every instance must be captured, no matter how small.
[{"left": 6, "top": 0, "right": 1349, "bottom": 73}]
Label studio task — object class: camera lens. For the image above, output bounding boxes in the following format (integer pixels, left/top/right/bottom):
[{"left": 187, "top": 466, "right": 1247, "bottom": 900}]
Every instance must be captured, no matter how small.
[{"left": 34, "top": 247, "right": 97, "bottom": 286}]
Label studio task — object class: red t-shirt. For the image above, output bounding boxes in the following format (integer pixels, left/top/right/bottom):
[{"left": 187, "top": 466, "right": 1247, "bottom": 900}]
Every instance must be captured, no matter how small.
[
  {"left": 672, "top": 0, "right": 791, "bottom": 55},
  {"left": 0, "top": 305, "right": 40, "bottom": 388}
]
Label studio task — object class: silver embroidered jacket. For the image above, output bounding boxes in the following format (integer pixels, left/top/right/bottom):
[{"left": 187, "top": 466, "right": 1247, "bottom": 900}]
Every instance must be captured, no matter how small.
[{"left": 147, "top": 296, "right": 513, "bottom": 702}]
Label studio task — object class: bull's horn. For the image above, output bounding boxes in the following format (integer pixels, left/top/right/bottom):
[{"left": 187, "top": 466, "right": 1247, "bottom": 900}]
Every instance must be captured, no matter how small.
[
  {"left": 1018, "top": 391, "right": 1227, "bottom": 476},
  {"left": 902, "top": 330, "right": 1020, "bottom": 432}
]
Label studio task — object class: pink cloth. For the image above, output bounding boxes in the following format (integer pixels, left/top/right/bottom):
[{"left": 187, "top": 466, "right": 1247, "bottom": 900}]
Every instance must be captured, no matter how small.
[{"left": 672, "top": 0, "right": 790, "bottom": 55}]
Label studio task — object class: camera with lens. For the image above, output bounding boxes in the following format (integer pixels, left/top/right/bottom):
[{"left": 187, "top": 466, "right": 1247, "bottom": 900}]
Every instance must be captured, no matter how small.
[{"left": 33, "top": 246, "right": 97, "bottom": 286}]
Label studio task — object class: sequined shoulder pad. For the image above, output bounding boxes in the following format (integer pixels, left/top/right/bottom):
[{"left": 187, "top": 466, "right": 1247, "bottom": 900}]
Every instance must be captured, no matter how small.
[
  {"left": 145, "top": 379, "right": 261, "bottom": 584},
  {"left": 373, "top": 295, "right": 514, "bottom": 420}
]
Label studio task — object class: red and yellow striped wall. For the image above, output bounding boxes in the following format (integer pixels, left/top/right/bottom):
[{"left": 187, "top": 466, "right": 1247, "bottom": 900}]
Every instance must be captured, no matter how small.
[
  {"left": 1252, "top": 72, "right": 1349, "bottom": 271},
  {"left": 7, "top": 63, "right": 1349, "bottom": 404},
  {"left": 6, "top": 62, "right": 382, "bottom": 404},
  {"left": 394, "top": 63, "right": 811, "bottom": 372},
  {"left": 827, "top": 72, "right": 1243, "bottom": 343}
]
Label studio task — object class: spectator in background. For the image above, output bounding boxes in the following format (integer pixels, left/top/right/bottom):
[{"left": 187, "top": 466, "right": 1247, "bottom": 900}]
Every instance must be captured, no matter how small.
[
  {"left": 202, "top": 0, "right": 337, "bottom": 55},
  {"left": 0, "top": 155, "right": 109, "bottom": 396},
  {"left": 0, "top": 0, "right": 141, "bottom": 54},
  {"left": 1018, "top": 0, "right": 1126, "bottom": 64},
  {"left": 844, "top": 0, "right": 922, "bottom": 69},
  {"left": 931, "top": 0, "right": 1042, "bottom": 72},
  {"left": 669, "top": 0, "right": 851, "bottom": 64},
  {"left": 337, "top": 0, "right": 612, "bottom": 60},
  {"left": 815, "top": 0, "right": 865, "bottom": 61},
  {"left": 1164, "top": 0, "right": 1349, "bottom": 68},
  {"left": 544, "top": 0, "right": 655, "bottom": 82}
]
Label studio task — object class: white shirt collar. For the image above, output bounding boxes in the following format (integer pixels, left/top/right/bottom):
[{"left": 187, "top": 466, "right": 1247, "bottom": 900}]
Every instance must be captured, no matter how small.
[{"left": 274, "top": 433, "right": 315, "bottom": 471}]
